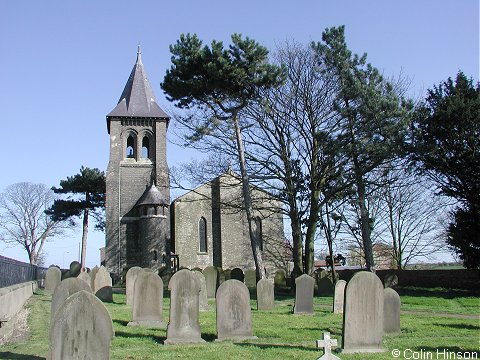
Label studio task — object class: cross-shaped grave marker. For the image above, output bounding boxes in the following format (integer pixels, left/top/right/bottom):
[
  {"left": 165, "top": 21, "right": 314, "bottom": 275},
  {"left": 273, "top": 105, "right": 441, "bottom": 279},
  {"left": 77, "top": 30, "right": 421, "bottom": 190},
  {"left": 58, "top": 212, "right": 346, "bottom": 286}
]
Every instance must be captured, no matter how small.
[{"left": 316, "top": 332, "right": 341, "bottom": 360}]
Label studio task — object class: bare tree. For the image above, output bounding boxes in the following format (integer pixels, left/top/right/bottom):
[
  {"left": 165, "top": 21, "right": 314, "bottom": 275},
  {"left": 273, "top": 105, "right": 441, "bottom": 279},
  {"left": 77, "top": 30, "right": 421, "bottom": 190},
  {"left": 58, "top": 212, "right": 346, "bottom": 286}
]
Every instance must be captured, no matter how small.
[{"left": 0, "top": 182, "right": 66, "bottom": 265}]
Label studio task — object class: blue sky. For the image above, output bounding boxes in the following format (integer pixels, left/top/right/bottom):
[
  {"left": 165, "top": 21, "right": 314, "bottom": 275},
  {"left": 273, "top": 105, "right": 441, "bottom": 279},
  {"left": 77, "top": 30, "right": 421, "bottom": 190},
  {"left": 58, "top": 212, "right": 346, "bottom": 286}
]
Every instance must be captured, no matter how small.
[{"left": 0, "top": 1, "right": 478, "bottom": 267}]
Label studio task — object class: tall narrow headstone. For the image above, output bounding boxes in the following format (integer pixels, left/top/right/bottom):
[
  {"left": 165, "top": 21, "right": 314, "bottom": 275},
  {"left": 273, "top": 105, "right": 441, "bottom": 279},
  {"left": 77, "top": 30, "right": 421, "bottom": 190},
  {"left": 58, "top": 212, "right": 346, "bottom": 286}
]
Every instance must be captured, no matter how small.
[
  {"left": 230, "top": 268, "right": 244, "bottom": 282},
  {"left": 194, "top": 271, "right": 209, "bottom": 311},
  {"left": 127, "top": 271, "right": 165, "bottom": 328},
  {"left": 48, "top": 290, "right": 114, "bottom": 360},
  {"left": 294, "top": 274, "right": 315, "bottom": 314},
  {"left": 342, "top": 271, "right": 385, "bottom": 353},
  {"left": 384, "top": 288, "right": 401, "bottom": 333},
  {"left": 126, "top": 266, "right": 144, "bottom": 306},
  {"left": 45, "top": 267, "right": 62, "bottom": 295},
  {"left": 203, "top": 266, "right": 218, "bottom": 299},
  {"left": 165, "top": 269, "right": 205, "bottom": 344},
  {"left": 216, "top": 279, "right": 257, "bottom": 341},
  {"left": 274, "top": 269, "right": 287, "bottom": 288},
  {"left": 94, "top": 266, "right": 113, "bottom": 302},
  {"left": 317, "top": 276, "right": 333, "bottom": 297},
  {"left": 77, "top": 271, "right": 91, "bottom": 286},
  {"left": 51, "top": 278, "right": 92, "bottom": 321},
  {"left": 333, "top": 280, "right": 347, "bottom": 314},
  {"left": 257, "top": 278, "right": 275, "bottom": 310},
  {"left": 244, "top": 269, "right": 257, "bottom": 289},
  {"left": 90, "top": 266, "right": 99, "bottom": 292}
]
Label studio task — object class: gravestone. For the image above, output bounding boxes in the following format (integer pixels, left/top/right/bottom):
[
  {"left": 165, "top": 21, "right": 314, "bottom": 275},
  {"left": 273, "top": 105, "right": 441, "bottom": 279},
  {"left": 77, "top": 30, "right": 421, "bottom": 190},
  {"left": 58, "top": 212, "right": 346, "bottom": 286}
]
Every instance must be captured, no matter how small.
[
  {"left": 342, "top": 271, "right": 385, "bottom": 353},
  {"left": 223, "top": 269, "right": 232, "bottom": 282},
  {"left": 216, "top": 279, "right": 257, "bottom": 341},
  {"left": 230, "top": 268, "right": 244, "bottom": 282},
  {"left": 203, "top": 266, "right": 218, "bottom": 299},
  {"left": 217, "top": 267, "right": 226, "bottom": 284},
  {"left": 256, "top": 278, "right": 275, "bottom": 310},
  {"left": 127, "top": 271, "right": 165, "bottom": 328},
  {"left": 77, "top": 271, "right": 91, "bottom": 286},
  {"left": 244, "top": 269, "right": 257, "bottom": 289},
  {"left": 294, "top": 274, "right": 315, "bottom": 314},
  {"left": 94, "top": 266, "right": 113, "bottom": 302},
  {"left": 90, "top": 266, "right": 99, "bottom": 292},
  {"left": 165, "top": 269, "right": 205, "bottom": 344},
  {"left": 51, "top": 278, "right": 92, "bottom": 321},
  {"left": 48, "top": 290, "right": 114, "bottom": 360},
  {"left": 316, "top": 332, "right": 340, "bottom": 360},
  {"left": 274, "top": 269, "right": 287, "bottom": 288},
  {"left": 384, "top": 288, "right": 401, "bottom": 333},
  {"left": 45, "top": 267, "right": 62, "bottom": 295},
  {"left": 317, "top": 277, "right": 333, "bottom": 296},
  {"left": 194, "top": 271, "right": 209, "bottom": 311},
  {"left": 384, "top": 273, "right": 399, "bottom": 288},
  {"left": 126, "top": 266, "right": 143, "bottom": 306},
  {"left": 333, "top": 280, "right": 347, "bottom": 314}
]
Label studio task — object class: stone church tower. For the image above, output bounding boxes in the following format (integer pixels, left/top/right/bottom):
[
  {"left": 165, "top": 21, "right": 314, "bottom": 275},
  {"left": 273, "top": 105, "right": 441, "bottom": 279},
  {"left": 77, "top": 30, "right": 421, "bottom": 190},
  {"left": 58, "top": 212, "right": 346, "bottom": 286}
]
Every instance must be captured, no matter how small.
[{"left": 104, "top": 47, "right": 170, "bottom": 277}]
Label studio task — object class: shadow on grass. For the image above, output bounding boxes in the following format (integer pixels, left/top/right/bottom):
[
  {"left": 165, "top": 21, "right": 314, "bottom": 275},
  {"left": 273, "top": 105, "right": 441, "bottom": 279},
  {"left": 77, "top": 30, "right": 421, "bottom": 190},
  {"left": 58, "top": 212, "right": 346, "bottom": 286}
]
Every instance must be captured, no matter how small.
[
  {"left": 113, "top": 319, "right": 129, "bottom": 326},
  {"left": 397, "top": 287, "right": 480, "bottom": 298},
  {"left": 115, "top": 330, "right": 165, "bottom": 344},
  {"left": 235, "top": 342, "right": 317, "bottom": 352},
  {"left": 201, "top": 333, "right": 217, "bottom": 342},
  {"left": 0, "top": 352, "right": 45, "bottom": 360},
  {"left": 433, "top": 323, "right": 480, "bottom": 330}
]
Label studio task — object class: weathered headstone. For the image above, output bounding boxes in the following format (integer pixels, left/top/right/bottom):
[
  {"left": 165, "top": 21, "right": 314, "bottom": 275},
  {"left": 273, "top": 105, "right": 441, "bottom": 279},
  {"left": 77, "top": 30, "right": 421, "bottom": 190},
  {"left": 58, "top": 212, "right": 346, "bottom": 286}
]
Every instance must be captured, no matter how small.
[
  {"left": 51, "top": 278, "right": 92, "bottom": 321},
  {"left": 48, "top": 290, "right": 114, "bottom": 360},
  {"left": 69, "top": 261, "right": 82, "bottom": 277},
  {"left": 333, "top": 280, "right": 347, "bottom": 314},
  {"left": 244, "top": 269, "right": 257, "bottom": 289},
  {"left": 165, "top": 269, "right": 205, "bottom": 344},
  {"left": 127, "top": 271, "right": 165, "bottom": 328},
  {"left": 90, "top": 266, "right": 99, "bottom": 292},
  {"left": 342, "top": 271, "right": 385, "bottom": 353},
  {"left": 217, "top": 267, "right": 226, "bottom": 284},
  {"left": 77, "top": 271, "right": 91, "bottom": 286},
  {"left": 94, "top": 266, "right": 113, "bottom": 302},
  {"left": 256, "top": 278, "right": 275, "bottom": 310},
  {"left": 294, "top": 274, "right": 315, "bottom": 314},
  {"left": 384, "top": 288, "right": 401, "bottom": 333},
  {"left": 45, "top": 267, "right": 62, "bottom": 295},
  {"left": 126, "top": 266, "right": 143, "bottom": 306},
  {"left": 203, "top": 266, "right": 218, "bottom": 299},
  {"left": 230, "top": 268, "right": 244, "bottom": 282},
  {"left": 194, "top": 271, "right": 209, "bottom": 311},
  {"left": 384, "top": 273, "right": 399, "bottom": 288},
  {"left": 316, "top": 332, "right": 340, "bottom": 360},
  {"left": 274, "top": 269, "right": 287, "bottom": 288},
  {"left": 317, "top": 276, "right": 333, "bottom": 297},
  {"left": 216, "top": 279, "right": 257, "bottom": 341}
]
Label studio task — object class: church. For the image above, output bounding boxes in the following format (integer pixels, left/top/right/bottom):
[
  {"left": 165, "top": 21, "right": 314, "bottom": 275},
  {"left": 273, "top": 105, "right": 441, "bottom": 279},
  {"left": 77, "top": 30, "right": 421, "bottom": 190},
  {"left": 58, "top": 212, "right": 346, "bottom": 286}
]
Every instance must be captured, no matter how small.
[{"left": 104, "top": 48, "right": 285, "bottom": 278}]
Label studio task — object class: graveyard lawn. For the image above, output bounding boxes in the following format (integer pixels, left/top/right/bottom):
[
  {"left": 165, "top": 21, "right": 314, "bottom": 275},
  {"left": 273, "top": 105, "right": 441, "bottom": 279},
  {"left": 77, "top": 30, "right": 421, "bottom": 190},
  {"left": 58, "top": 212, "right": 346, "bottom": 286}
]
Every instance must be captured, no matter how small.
[{"left": 1, "top": 287, "right": 478, "bottom": 360}]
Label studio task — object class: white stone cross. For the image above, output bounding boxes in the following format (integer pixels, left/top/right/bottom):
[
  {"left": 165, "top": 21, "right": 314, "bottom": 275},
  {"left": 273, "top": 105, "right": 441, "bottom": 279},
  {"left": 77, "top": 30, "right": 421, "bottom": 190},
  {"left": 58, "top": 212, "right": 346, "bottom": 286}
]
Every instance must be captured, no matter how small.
[{"left": 316, "top": 332, "right": 341, "bottom": 360}]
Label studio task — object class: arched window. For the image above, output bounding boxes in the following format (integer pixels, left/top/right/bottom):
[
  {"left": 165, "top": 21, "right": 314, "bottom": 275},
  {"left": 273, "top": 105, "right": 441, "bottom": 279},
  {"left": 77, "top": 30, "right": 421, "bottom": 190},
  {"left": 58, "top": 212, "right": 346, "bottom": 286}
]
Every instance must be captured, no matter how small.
[
  {"left": 141, "top": 136, "right": 150, "bottom": 159},
  {"left": 126, "top": 135, "right": 135, "bottom": 158},
  {"left": 254, "top": 217, "right": 263, "bottom": 251},
  {"left": 198, "top": 217, "right": 207, "bottom": 253}
]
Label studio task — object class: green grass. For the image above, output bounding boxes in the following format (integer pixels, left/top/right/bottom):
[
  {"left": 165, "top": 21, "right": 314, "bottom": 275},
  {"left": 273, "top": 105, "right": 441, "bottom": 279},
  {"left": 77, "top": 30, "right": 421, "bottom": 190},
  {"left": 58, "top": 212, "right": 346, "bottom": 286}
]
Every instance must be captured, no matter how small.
[{"left": 1, "top": 287, "right": 478, "bottom": 360}]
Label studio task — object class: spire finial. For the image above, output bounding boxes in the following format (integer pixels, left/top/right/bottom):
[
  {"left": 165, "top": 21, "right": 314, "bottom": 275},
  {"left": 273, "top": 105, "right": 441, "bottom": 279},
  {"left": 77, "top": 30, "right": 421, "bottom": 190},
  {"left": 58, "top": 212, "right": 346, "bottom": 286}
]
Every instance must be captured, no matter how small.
[{"left": 136, "top": 44, "right": 142, "bottom": 64}]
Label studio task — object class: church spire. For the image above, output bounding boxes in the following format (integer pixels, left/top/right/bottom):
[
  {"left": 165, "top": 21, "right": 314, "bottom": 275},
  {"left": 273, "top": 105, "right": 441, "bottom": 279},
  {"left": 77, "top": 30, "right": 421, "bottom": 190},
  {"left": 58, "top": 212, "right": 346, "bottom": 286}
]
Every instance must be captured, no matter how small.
[{"left": 106, "top": 46, "right": 169, "bottom": 132}]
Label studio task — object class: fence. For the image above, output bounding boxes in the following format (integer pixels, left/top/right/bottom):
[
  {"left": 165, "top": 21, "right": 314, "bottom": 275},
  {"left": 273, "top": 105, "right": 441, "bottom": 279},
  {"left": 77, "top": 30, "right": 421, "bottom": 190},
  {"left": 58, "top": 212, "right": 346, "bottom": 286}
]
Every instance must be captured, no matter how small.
[{"left": 0, "top": 255, "right": 48, "bottom": 288}]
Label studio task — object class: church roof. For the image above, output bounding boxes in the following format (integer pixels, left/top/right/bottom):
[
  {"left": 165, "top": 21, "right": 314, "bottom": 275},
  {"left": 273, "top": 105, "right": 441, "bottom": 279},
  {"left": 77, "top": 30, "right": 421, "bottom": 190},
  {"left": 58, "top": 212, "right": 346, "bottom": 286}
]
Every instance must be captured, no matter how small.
[
  {"left": 136, "top": 184, "right": 168, "bottom": 207},
  {"left": 107, "top": 47, "right": 169, "bottom": 131}
]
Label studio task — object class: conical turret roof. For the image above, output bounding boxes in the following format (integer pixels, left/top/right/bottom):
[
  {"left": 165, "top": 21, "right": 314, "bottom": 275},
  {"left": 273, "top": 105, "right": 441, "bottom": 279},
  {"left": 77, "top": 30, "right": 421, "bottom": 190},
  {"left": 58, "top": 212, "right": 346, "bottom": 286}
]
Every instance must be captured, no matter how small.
[
  {"left": 136, "top": 184, "right": 168, "bottom": 207},
  {"left": 107, "top": 47, "right": 169, "bottom": 131}
]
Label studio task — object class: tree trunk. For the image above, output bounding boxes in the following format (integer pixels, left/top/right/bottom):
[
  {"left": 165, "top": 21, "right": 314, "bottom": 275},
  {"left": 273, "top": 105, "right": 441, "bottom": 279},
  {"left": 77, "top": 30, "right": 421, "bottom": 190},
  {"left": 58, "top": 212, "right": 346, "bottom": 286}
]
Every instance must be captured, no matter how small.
[
  {"left": 355, "top": 171, "right": 374, "bottom": 271},
  {"left": 289, "top": 204, "right": 304, "bottom": 279},
  {"left": 81, "top": 206, "right": 89, "bottom": 270},
  {"left": 232, "top": 116, "right": 265, "bottom": 281},
  {"left": 304, "top": 189, "right": 320, "bottom": 275},
  {"left": 323, "top": 204, "right": 337, "bottom": 285}
]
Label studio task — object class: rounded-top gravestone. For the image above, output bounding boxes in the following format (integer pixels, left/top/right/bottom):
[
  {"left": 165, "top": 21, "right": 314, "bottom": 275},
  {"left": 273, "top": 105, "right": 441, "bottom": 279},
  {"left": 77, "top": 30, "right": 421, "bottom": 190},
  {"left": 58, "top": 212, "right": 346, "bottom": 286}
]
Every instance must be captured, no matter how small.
[
  {"left": 230, "top": 268, "right": 244, "bottom": 282},
  {"left": 51, "top": 277, "right": 92, "bottom": 321},
  {"left": 48, "top": 290, "right": 114, "bottom": 360},
  {"left": 333, "top": 280, "right": 347, "bottom": 314},
  {"left": 126, "top": 266, "right": 144, "bottom": 306},
  {"left": 45, "top": 267, "right": 62, "bottom": 295},
  {"left": 203, "top": 266, "right": 219, "bottom": 299},
  {"left": 274, "top": 269, "right": 287, "bottom": 288},
  {"left": 244, "top": 269, "right": 257, "bottom": 289},
  {"left": 165, "top": 269, "right": 205, "bottom": 344},
  {"left": 384, "top": 287, "right": 401, "bottom": 333},
  {"left": 194, "top": 271, "right": 209, "bottom": 311},
  {"left": 342, "top": 271, "right": 385, "bottom": 353},
  {"left": 256, "top": 278, "right": 275, "bottom": 310},
  {"left": 294, "top": 274, "right": 315, "bottom": 314},
  {"left": 94, "top": 266, "right": 113, "bottom": 302},
  {"left": 77, "top": 271, "right": 91, "bottom": 286},
  {"left": 216, "top": 279, "right": 257, "bottom": 341}
]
